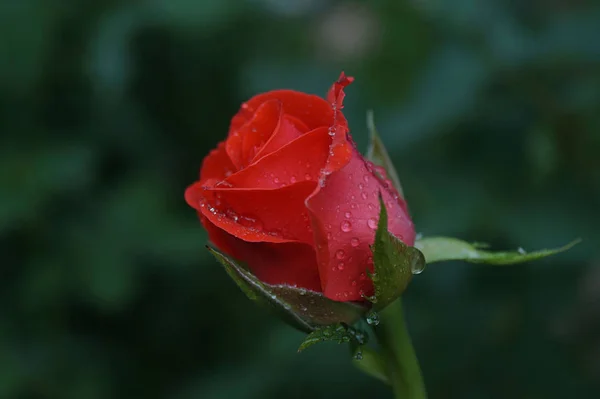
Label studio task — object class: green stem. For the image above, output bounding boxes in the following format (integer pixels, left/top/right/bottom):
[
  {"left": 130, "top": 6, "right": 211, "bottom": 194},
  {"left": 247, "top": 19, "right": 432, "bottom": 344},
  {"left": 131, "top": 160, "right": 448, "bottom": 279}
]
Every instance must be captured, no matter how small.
[{"left": 373, "top": 298, "right": 427, "bottom": 399}]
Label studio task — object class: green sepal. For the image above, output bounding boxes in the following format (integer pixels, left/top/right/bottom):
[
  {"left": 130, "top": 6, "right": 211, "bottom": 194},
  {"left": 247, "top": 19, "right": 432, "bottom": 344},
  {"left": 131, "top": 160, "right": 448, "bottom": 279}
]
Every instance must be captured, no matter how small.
[
  {"left": 365, "top": 110, "right": 405, "bottom": 198},
  {"left": 367, "top": 195, "right": 426, "bottom": 310},
  {"left": 414, "top": 237, "right": 581, "bottom": 265},
  {"left": 208, "top": 246, "right": 368, "bottom": 333},
  {"left": 297, "top": 323, "right": 367, "bottom": 352}
]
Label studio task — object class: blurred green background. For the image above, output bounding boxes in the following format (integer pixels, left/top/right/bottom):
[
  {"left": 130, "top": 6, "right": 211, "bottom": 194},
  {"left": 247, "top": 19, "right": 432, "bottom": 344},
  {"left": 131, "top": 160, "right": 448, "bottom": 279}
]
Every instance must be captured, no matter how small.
[{"left": 2, "top": 0, "right": 599, "bottom": 398}]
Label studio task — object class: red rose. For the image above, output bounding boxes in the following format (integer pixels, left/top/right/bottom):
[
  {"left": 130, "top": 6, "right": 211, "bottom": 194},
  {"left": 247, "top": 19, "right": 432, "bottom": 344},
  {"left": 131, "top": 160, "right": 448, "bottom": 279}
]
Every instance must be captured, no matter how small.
[{"left": 185, "top": 73, "right": 415, "bottom": 302}]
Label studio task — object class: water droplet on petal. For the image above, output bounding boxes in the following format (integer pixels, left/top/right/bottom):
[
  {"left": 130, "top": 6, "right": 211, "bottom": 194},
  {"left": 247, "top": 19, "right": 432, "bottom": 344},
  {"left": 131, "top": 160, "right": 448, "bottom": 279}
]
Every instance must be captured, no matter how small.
[
  {"left": 341, "top": 221, "right": 352, "bottom": 232},
  {"left": 361, "top": 192, "right": 368, "bottom": 200},
  {"left": 327, "top": 232, "right": 333, "bottom": 240},
  {"left": 359, "top": 272, "right": 367, "bottom": 280},
  {"left": 273, "top": 177, "right": 280, "bottom": 184},
  {"left": 367, "top": 218, "right": 378, "bottom": 230},
  {"left": 363, "top": 175, "right": 369, "bottom": 183},
  {"left": 351, "top": 280, "right": 357, "bottom": 287},
  {"left": 337, "top": 262, "right": 345, "bottom": 271},
  {"left": 351, "top": 237, "right": 360, "bottom": 247},
  {"left": 367, "top": 203, "right": 375, "bottom": 210},
  {"left": 336, "top": 249, "right": 345, "bottom": 260},
  {"left": 305, "top": 173, "right": 311, "bottom": 180},
  {"left": 290, "top": 175, "right": 297, "bottom": 183},
  {"left": 344, "top": 211, "right": 352, "bottom": 218},
  {"left": 358, "top": 183, "right": 364, "bottom": 190},
  {"left": 518, "top": 247, "right": 527, "bottom": 255}
]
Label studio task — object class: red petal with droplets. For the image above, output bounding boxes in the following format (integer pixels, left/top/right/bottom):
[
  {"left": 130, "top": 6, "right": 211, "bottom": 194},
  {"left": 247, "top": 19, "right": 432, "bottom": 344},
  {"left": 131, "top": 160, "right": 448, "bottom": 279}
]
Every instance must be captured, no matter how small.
[
  {"left": 186, "top": 179, "right": 317, "bottom": 244},
  {"left": 199, "top": 141, "right": 236, "bottom": 183},
  {"left": 226, "top": 127, "right": 331, "bottom": 189},
  {"left": 306, "top": 147, "right": 415, "bottom": 302},
  {"left": 203, "top": 217, "right": 322, "bottom": 291},
  {"left": 230, "top": 90, "right": 334, "bottom": 134}
]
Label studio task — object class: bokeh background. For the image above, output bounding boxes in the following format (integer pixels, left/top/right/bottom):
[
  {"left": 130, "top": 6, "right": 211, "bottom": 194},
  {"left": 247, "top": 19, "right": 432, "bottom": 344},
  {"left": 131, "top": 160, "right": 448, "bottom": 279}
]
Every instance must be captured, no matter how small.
[{"left": 2, "top": 0, "right": 600, "bottom": 398}]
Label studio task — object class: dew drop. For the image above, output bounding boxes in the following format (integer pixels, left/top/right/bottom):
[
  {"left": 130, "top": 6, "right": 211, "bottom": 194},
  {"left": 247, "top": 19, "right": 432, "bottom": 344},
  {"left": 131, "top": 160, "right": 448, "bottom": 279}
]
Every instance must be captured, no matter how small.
[
  {"left": 366, "top": 311, "right": 380, "bottom": 326},
  {"left": 361, "top": 192, "right": 368, "bottom": 200},
  {"left": 305, "top": 173, "right": 311, "bottom": 180},
  {"left": 517, "top": 247, "right": 527, "bottom": 255},
  {"left": 367, "top": 203, "right": 375, "bottom": 210},
  {"left": 273, "top": 177, "right": 280, "bottom": 184},
  {"left": 340, "top": 220, "right": 352, "bottom": 232},
  {"left": 336, "top": 249, "right": 345, "bottom": 260},
  {"left": 327, "top": 232, "right": 333, "bottom": 240},
  {"left": 374, "top": 165, "right": 386, "bottom": 176},
  {"left": 366, "top": 256, "right": 373, "bottom": 265},
  {"left": 358, "top": 183, "right": 364, "bottom": 190},
  {"left": 344, "top": 211, "right": 352, "bottom": 218},
  {"left": 290, "top": 175, "right": 297, "bottom": 183},
  {"left": 367, "top": 218, "right": 378, "bottom": 230},
  {"left": 410, "top": 255, "right": 426, "bottom": 275},
  {"left": 337, "top": 262, "right": 345, "bottom": 271},
  {"left": 351, "top": 280, "right": 357, "bottom": 287},
  {"left": 354, "top": 350, "right": 363, "bottom": 361},
  {"left": 359, "top": 272, "right": 367, "bottom": 280},
  {"left": 351, "top": 237, "right": 360, "bottom": 247},
  {"left": 363, "top": 175, "right": 369, "bottom": 183}
]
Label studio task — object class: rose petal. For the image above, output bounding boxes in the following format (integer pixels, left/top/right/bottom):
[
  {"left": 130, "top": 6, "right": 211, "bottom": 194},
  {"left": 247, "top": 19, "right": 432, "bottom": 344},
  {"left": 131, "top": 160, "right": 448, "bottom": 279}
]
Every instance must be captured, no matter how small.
[
  {"left": 204, "top": 217, "right": 322, "bottom": 291},
  {"left": 186, "top": 180, "right": 317, "bottom": 244},
  {"left": 199, "top": 141, "right": 236, "bottom": 182},
  {"left": 226, "top": 126, "right": 331, "bottom": 189},
  {"left": 230, "top": 91, "right": 334, "bottom": 133},
  {"left": 227, "top": 100, "right": 282, "bottom": 169},
  {"left": 254, "top": 115, "right": 308, "bottom": 160},
  {"left": 305, "top": 147, "right": 415, "bottom": 302}
]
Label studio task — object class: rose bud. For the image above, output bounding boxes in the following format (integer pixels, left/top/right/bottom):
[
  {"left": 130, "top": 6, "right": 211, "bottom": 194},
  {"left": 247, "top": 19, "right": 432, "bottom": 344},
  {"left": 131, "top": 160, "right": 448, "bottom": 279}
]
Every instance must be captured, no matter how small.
[{"left": 185, "top": 73, "right": 415, "bottom": 307}]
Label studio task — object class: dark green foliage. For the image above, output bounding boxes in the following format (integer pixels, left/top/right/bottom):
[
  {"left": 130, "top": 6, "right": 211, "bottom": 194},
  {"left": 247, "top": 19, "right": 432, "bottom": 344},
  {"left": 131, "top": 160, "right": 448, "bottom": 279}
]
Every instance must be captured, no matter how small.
[{"left": 1, "top": 1, "right": 599, "bottom": 398}]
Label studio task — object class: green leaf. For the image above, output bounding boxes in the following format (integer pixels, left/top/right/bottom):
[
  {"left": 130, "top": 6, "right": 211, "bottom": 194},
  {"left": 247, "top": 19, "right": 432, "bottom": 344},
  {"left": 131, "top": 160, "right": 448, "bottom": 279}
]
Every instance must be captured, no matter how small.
[
  {"left": 297, "top": 323, "right": 367, "bottom": 352},
  {"left": 414, "top": 237, "right": 581, "bottom": 265},
  {"left": 365, "top": 110, "right": 405, "bottom": 198},
  {"left": 208, "top": 246, "right": 367, "bottom": 333},
  {"left": 368, "top": 195, "right": 426, "bottom": 310},
  {"left": 352, "top": 346, "right": 390, "bottom": 385}
]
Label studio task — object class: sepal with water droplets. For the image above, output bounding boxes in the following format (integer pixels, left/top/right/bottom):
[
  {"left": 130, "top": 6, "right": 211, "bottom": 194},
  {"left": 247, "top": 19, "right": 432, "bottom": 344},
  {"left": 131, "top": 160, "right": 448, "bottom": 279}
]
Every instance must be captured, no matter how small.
[
  {"left": 414, "top": 237, "right": 581, "bottom": 265},
  {"left": 366, "top": 195, "right": 426, "bottom": 311},
  {"left": 208, "top": 246, "right": 368, "bottom": 334},
  {"left": 297, "top": 323, "right": 367, "bottom": 353},
  {"left": 365, "top": 111, "right": 404, "bottom": 198}
]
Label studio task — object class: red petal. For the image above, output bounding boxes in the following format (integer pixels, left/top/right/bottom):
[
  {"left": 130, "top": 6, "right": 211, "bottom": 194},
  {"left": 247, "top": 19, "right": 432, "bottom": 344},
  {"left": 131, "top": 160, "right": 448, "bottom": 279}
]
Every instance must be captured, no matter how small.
[
  {"left": 254, "top": 115, "right": 308, "bottom": 160},
  {"left": 186, "top": 180, "right": 317, "bottom": 244},
  {"left": 320, "top": 72, "right": 354, "bottom": 178},
  {"left": 227, "top": 100, "right": 282, "bottom": 169},
  {"left": 199, "top": 141, "right": 237, "bottom": 182},
  {"left": 305, "top": 147, "right": 415, "bottom": 302},
  {"left": 225, "top": 127, "right": 331, "bottom": 189},
  {"left": 230, "top": 90, "right": 334, "bottom": 133},
  {"left": 203, "top": 217, "right": 322, "bottom": 291}
]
